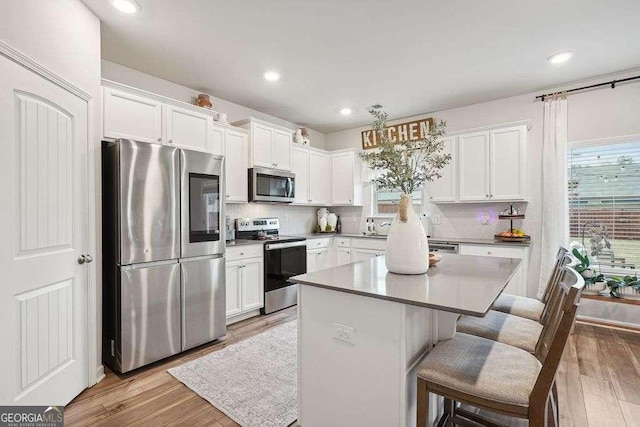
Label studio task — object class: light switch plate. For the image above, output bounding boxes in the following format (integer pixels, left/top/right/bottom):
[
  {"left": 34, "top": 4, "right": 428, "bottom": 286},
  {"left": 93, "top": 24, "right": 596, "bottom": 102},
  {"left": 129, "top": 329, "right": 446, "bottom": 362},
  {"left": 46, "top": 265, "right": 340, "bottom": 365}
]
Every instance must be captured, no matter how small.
[{"left": 332, "top": 322, "right": 355, "bottom": 345}]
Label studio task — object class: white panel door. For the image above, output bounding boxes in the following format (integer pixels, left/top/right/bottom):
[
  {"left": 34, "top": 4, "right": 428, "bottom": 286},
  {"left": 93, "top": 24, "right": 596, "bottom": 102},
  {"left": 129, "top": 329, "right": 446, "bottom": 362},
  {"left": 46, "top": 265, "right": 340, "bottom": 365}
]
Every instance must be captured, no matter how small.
[
  {"left": 210, "top": 124, "right": 225, "bottom": 156},
  {"left": 490, "top": 126, "right": 527, "bottom": 201},
  {"left": 225, "top": 129, "right": 248, "bottom": 203},
  {"left": 336, "top": 248, "right": 351, "bottom": 266},
  {"left": 225, "top": 261, "right": 242, "bottom": 318},
  {"left": 0, "top": 57, "right": 89, "bottom": 405},
  {"left": 458, "top": 132, "right": 490, "bottom": 201},
  {"left": 306, "top": 251, "right": 318, "bottom": 273},
  {"left": 316, "top": 248, "right": 331, "bottom": 271},
  {"left": 273, "top": 129, "right": 292, "bottom": 170},
  {"left": 165, "top": 105, "right": 212, "bottom": 152},
  {"left": 309, "top": 151, "right": 329, "bottom": 205},
  {"left": 331, "top": 152, "right": 353, "bottom": 205},
  {"left": 292, "top": 147, "right": 310, "bottom": 204},
  {"left": 252, "top": 123, "right": 274, "bottom": 168},
  {"left": 428, "top": 136, "right": 457, "bottom": 202},
  {"left": 103, "top": 87, "right": 162, "bottom": 143},
  {"left": 241, "top": 258, "right": 264, "bottom": 311}
]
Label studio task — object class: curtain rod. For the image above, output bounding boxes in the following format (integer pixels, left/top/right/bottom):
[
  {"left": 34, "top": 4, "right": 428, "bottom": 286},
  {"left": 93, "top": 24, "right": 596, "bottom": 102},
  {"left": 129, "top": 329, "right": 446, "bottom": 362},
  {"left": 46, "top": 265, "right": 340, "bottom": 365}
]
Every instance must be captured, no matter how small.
[{"left": 535, "top": 75, "right": 640, "bottom": 101}]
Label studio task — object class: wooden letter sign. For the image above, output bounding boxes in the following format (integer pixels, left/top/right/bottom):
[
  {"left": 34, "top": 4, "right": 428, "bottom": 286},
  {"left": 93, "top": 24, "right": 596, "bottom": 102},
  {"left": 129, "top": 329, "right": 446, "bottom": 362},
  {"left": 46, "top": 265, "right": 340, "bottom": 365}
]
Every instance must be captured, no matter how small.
[{"left": 361, "top": 117, "right": 434, "bottom": 150}]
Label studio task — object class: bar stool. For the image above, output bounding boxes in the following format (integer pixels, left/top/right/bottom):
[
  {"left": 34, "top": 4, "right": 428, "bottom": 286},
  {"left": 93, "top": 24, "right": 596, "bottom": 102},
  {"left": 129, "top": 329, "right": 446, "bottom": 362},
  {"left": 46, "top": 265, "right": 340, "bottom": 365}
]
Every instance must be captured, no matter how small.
[
  {"left": 416, "top": 266, "right": 585, "bottom": 427},
  {"left": 492, "top": 247, "right": 568, "bottom": 321},
  {"left": 455, "top": 251, "right": 573, "bottom": 353}
]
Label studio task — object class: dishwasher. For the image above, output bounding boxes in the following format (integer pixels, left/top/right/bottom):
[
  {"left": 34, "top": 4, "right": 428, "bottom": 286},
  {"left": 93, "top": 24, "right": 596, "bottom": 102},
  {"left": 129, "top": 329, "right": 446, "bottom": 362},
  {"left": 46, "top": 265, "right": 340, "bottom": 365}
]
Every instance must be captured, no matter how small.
[{"left": 429, "top": 241, "right": 459, "bottom": 254}]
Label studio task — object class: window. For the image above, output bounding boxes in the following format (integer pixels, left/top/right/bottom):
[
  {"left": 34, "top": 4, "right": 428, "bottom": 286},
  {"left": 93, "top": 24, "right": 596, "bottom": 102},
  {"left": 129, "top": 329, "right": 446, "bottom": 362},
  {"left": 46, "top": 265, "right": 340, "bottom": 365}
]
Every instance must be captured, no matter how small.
[
  {"left": 568, "top": 138, "right": 640, "bottom": 272},
  {"left": 373, "top": 187, "right": 422, "bottom": 215}
]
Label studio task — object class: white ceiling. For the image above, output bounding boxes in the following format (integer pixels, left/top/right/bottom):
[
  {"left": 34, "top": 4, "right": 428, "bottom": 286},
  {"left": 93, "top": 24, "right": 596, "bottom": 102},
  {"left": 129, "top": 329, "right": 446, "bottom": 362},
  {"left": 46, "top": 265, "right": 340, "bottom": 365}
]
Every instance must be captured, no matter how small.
[{"left": 83, "top": 0, "right": 640, "bottom": 133}]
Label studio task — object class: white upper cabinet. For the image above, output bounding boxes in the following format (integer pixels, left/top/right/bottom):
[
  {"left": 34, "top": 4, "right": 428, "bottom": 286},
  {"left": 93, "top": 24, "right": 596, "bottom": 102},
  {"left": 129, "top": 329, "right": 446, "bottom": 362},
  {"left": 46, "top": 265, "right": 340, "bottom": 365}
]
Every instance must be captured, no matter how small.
[
  {"left": 165, "top": 105, "right": 213, "bottom": 152},
  {"left": 210, "top": 124, "right": 226, "bottom": 156},
  {"left": 458, "top": 131, "right": 491, "bottom": 201},
  {"left": 428, "top": 136, "right": 457, "bottom": 202},
  {"left": 309, "top": 150, "right": 329, "bottom": 205},
  {"left": 103, "top": 87, "right": 162, "bottom": 143},
  {"left": 225, "top": 128, "right": 249, "bottom": 203},
  {"left": 292, "top": 147, "right": 310, "bottom": 204},
  {"left": 330, "top": 150, "right": 363, "bottom": 206},
  {"left": 235, "top": 118, "right": 293, "bottom": 171},
  {"left": 292, "top": 147, "right": 329, "bottom": 206},
  {"left": 489, "top": 125, "right": 527, "bottom": 201}
]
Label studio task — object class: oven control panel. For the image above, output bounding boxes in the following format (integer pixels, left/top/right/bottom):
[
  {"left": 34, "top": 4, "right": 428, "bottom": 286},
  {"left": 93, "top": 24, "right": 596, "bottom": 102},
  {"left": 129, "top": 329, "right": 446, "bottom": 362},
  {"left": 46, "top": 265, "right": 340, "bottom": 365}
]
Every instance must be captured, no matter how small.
[{"left": 236, "top": 217, "right": 279, "bottom": 232}]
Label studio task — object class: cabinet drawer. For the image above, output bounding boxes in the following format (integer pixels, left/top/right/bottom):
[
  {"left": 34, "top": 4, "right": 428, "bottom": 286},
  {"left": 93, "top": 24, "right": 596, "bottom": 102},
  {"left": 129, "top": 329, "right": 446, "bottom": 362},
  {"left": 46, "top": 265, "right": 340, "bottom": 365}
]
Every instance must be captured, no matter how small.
[
  {"left": 352, "top": 238, "right": 386, "bottom": 251},
  {"left": 227, "top": 245, "right": 263, "bottom": 261},
  {"left": 459, "top": 244, "right": 525, "bottom": 259},
  {"left": 336, "top": 237, "right": 351, "bottom": 248},
  {"left": 307, "top": 237, "right": 332, "bottom": 249}
]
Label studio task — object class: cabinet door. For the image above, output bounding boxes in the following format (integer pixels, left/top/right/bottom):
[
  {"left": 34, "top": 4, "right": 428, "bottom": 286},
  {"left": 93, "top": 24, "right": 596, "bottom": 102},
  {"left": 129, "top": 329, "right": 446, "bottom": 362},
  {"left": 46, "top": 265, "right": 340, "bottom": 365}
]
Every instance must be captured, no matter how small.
[
  {"left": 336, "top": 248, "right": 351, "bottom": 266},
  {"left": 352, "top": 249, "right": 383, "bottom": 262},
  {"left": 490, "top": 126, "right": 526, "bottom": 201},
  {"left": 210, "top": 124, "right": 225, "bottom": 156},
  {"left": 273, "top": 130, "right": 292, "bottom": 170},
  {"left": 103, "top": 88, "right": 162, "bottom": 143},
  {"left": 165, "top": 105, "right": 212, "bottom": 152},
  {"left": 309, "top": 151, "right": 329, "bottom": 205},
  {"left": 306, "top": 251, "right": 318, "bottom": 273},
  {"left": 458, "top": 132, "right": 490, "bottom": 201},
  {"left": 241, "top": 258, "right": 264, "bottom": 311},
  {"left": 291, "top": 147, "right": 310, "bottom": 204},
  {"left": 225, "top": 129, "right": 248, "bottom": 203},
  {"left": 428, "top": 136, "right": 457, "bottom": 202},
  {"left": 252, "top": 123, "right": 274, "bottom": 168},
  {"left": 316, "top": 248, "right": 331, "bottom": 271},
  {"left": 225, "top": 261, "right": 242, "bottom": 318},
  {"left": 331, "top": 152, "right": 354, "bottom": 205}
]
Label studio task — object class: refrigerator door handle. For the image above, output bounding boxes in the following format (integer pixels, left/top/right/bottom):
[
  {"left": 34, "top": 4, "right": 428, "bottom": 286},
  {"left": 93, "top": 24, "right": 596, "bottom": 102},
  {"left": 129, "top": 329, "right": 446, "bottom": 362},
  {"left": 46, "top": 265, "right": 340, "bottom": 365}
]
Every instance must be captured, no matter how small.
[{"left": 179, "top": 254, "right": 224, "bottom": 263}]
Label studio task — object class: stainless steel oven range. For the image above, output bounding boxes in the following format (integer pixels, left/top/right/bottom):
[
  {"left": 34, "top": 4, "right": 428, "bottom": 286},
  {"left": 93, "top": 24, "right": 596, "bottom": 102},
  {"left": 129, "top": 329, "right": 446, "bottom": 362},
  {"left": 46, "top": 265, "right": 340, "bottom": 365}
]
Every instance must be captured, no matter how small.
[
  {"left": 235, "top": 218, "right": 306, "bottom": 314},
  {"left": 102, "top": 139, "right": 226, "bottom": 373}
]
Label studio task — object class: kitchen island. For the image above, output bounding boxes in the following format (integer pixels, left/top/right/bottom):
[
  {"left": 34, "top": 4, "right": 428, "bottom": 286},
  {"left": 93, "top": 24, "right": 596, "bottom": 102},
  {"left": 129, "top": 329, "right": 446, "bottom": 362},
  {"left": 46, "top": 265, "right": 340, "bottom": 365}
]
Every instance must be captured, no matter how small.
[{"left": 290, "top": 253, "right": 521, "bottom": 427}]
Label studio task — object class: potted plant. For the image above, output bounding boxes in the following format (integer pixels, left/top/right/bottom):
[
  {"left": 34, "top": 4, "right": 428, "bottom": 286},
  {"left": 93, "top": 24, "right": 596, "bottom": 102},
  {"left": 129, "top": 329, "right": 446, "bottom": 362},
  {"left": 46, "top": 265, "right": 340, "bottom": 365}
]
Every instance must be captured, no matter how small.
[
  {"left": 607, "top": 276, "right": 640, "bottom": 299},
  {"left": 360, "top": 110, "right": 449, "bottom": 274},
  {"left": 572, "top": 248, "right": 608, "bottom": 294}
]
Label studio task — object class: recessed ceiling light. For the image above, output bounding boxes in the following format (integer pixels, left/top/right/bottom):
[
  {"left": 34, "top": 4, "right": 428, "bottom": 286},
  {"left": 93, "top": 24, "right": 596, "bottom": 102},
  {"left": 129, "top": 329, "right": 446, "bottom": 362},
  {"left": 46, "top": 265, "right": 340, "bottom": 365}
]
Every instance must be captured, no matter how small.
[
  {"left": 110, "top": 0, "right": 140, "bottom": 14},
  {"left": 263, "top": 71, "right": 281, "bottom": 82},
  {"left": 547, "top": 51, "right": 573, "bottom": 64},
  {"left": 340, "top": 108, "right": 352, "bottom": 116}
]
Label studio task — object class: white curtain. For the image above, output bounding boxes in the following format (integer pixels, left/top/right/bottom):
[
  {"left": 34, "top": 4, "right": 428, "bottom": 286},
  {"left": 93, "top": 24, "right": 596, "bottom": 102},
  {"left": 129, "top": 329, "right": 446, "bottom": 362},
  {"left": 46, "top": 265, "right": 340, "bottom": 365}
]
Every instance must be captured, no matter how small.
[{"left": 537, "top": 94, "right": 569, "bottom": 298}]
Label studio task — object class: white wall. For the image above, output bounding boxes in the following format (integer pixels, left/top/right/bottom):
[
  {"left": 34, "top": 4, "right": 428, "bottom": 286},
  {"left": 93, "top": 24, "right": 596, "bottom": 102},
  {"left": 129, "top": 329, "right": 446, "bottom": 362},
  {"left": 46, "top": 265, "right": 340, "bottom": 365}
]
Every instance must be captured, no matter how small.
[
  {"left": 102, "top": 60, "right": 327, "bottom": 149},
  {"left": 325, "top": 69, "right": 640, "bottom": 306},
  {"left": 0, "top": 0, "right": 104, "bottom": 382}
]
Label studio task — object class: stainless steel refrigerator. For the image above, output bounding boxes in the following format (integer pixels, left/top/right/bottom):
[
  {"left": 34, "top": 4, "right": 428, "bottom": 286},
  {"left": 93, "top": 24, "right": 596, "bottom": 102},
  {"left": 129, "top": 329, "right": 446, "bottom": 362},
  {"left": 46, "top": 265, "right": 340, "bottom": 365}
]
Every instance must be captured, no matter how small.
[{"left": 102, "top": 139, "right": 226, "bottom": 373}]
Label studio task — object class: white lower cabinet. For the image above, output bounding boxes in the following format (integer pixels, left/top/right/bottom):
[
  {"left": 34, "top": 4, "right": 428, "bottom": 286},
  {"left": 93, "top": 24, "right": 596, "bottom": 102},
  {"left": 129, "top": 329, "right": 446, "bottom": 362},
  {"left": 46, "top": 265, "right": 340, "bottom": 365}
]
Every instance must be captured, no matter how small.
[
  {"left": 458, "top": 244, "right": 529, "bottom": 296},
  {"left": 226, "top": 246, "right": 264, "bottom": 323},
  {"left": 336, "top": 248, "right": 352, "bottom": 266},
  {"left": 307, "top": 248, "right": 331, "bottom": 273},
  {"left": 352, "top": 248, "right": 385, "bottom": 262}
]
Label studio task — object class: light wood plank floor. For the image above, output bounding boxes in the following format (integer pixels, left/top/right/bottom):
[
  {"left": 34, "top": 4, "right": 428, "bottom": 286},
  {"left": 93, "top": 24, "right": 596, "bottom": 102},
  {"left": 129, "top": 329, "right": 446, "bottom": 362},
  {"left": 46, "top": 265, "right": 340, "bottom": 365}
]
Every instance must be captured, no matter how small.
[{"left": 66, "top": 312, "right": 640, "bottom": 426}]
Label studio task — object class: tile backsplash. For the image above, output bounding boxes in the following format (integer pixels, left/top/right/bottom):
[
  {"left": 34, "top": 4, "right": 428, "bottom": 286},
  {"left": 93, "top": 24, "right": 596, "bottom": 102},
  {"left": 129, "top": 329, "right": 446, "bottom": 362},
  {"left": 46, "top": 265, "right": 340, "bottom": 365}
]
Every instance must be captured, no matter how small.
[{"left": 225, "top": 203, "right": 320, "bottom": 235}]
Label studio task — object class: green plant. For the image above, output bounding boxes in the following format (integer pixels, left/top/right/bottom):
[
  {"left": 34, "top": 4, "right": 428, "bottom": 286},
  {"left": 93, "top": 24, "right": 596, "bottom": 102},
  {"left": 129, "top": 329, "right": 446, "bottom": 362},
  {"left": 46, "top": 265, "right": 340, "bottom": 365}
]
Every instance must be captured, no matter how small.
[
  {"left": 571, "top": 248, "right": 592, "bottom": 276},
  {"left": 607, "top": 275, "right": 640, "bottom": 298},
  {"left": 359, "top": 110, "right": 450, "bottom": 195}
]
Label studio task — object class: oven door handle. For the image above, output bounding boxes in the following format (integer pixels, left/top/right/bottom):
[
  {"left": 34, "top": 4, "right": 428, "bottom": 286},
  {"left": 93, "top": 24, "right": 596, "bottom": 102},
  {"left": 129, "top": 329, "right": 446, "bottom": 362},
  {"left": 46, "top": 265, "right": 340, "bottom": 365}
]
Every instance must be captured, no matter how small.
[{"left": 265, "top": 241, "right": 307, "bottom": 251}]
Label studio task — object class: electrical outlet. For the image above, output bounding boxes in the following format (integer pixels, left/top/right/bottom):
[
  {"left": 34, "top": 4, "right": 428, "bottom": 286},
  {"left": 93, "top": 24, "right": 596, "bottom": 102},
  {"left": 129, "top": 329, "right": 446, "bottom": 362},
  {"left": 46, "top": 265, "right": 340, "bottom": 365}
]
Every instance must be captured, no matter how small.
[
  {"left": 481, "top": 213, "right": 490, "bottom": 225},
  {"left": 332, "top": 322, "right": 355, "bottom": 345}
]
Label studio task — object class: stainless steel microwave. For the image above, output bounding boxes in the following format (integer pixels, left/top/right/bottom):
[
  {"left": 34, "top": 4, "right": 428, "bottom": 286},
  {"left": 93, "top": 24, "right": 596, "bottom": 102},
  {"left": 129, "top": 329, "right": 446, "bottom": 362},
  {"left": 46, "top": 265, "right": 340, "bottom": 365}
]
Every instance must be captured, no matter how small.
[{"left": 249, "top": 167, "right": 295, "bottom": 203}]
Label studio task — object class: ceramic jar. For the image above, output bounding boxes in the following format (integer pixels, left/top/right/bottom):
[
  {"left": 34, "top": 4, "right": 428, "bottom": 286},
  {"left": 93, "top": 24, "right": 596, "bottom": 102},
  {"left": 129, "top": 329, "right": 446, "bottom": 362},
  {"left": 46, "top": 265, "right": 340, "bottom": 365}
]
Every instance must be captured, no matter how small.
[
  {"left": 327, "top": 213, "right": 337, "bottom": 231},
  {"left": 385, "top": 194, "right": 429, "bottom": 274}
]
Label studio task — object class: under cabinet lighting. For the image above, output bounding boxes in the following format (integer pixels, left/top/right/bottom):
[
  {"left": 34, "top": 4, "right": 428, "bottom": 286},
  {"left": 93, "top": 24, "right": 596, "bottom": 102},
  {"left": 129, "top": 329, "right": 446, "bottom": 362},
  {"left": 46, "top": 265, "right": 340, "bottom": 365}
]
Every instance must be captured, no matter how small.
[{"left": 110, "top": 0, "right": 141, "bottom": 14}]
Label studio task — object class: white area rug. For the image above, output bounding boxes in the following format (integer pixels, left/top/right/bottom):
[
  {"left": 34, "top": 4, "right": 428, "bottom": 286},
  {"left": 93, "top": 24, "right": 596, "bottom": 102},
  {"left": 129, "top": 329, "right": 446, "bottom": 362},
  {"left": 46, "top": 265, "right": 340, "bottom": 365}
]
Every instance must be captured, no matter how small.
[{"left": 168, "top": 321, "right": 297, "bottom": 427}]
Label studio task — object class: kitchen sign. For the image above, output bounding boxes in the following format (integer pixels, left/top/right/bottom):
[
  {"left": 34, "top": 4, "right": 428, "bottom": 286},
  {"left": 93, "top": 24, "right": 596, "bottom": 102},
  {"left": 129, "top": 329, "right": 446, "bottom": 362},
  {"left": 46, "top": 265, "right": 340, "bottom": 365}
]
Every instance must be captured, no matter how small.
[{"left": 361, "top": 117, "right": 434, "bottom": 150}]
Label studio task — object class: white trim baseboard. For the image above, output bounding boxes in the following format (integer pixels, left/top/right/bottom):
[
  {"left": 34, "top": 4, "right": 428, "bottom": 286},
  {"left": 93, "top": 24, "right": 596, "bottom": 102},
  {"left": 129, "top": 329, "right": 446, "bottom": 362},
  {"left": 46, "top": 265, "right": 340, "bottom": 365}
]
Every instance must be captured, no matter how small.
[{"left": 95, "top": 365, "right": 106, "bottom": 384}]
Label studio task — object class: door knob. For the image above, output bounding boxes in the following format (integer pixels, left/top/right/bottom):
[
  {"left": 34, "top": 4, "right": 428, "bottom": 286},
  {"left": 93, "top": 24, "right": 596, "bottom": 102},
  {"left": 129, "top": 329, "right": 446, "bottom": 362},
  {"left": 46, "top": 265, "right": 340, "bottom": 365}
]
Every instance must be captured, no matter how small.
[
  {"left": 157, "top": 137, "right": 162, "bottom": 142},
  {"left": 86, "top": 254, "right": 94, "bottom": 263},
  {"left": 78, "top": 255, "right": 86, "bottom": 264}
]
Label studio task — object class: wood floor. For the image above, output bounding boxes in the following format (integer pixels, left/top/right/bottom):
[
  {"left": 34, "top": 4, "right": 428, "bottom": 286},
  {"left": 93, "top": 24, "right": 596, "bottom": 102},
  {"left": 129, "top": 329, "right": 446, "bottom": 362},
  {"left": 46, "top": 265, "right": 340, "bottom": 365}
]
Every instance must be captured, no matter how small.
[{"left": 66, "top": 312, "right": 640, "bottom": 427}]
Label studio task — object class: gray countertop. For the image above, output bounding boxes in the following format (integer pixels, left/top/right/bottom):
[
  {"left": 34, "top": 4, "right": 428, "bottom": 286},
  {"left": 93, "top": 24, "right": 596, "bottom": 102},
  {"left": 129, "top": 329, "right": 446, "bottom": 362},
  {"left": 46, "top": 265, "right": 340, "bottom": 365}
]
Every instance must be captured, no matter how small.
[
  {"left": 296, "top": 233, "right": 531, "bottom": 247},
  {"left": 290, "top": 254, "right": 522, "bottom": 316}
]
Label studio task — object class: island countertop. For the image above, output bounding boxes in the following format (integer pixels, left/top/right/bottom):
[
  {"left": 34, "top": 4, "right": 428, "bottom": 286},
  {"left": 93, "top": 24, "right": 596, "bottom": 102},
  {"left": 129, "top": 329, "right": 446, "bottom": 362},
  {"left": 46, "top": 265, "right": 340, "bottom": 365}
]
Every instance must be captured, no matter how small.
[{"left": 290, "top": 253, "right": 521, "bottom": 317}]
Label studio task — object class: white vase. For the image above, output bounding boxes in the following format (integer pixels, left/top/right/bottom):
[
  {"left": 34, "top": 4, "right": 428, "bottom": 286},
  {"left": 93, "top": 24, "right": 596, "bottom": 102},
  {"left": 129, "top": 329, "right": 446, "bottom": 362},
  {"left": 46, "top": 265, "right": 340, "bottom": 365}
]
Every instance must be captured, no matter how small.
[
  {"left": 327, "top": 213, "right": 337, "bottom": 230},
  {"left": 385, "top": 194, "right": 429, "bottom": 274},
  {"left": 319, "top": 216, "right": 328, "bottom": 231}
]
